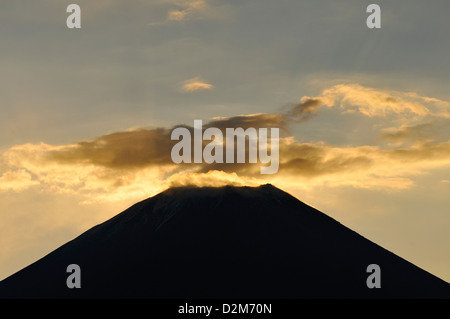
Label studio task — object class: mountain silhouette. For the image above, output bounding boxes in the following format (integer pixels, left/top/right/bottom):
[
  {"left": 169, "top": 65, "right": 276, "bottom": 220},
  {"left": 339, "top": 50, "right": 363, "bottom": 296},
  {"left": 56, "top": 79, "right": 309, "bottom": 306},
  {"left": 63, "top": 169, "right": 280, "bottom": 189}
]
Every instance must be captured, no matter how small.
[{"left": 0, "top": 184, "right": 449, "bottom": 298}]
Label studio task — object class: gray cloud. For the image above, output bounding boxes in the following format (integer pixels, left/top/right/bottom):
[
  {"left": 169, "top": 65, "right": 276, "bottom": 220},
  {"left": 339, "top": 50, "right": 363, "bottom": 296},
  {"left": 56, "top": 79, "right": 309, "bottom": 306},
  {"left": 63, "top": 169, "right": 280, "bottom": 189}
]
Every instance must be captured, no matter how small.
[
  {"left": 283, "top": 98, "right": 323, "bottom": 123},
  {"left": 45, "top": 113, "right": 284, "bottom": 172}
]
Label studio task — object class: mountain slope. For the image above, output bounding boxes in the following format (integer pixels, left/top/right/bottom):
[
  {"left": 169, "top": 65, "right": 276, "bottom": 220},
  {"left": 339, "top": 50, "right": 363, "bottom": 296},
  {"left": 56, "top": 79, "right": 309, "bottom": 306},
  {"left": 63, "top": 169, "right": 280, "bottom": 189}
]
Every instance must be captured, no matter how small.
[{"left": 0, "top": 184, "right": 448, "bottom": 298}]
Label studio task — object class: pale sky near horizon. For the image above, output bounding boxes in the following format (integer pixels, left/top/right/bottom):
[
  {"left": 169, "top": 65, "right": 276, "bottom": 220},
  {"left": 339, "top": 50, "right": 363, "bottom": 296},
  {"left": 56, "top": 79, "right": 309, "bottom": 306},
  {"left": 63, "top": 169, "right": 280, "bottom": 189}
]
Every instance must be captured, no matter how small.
[{"left": 1, "top": 0, "right": 450, "bottom": 283}]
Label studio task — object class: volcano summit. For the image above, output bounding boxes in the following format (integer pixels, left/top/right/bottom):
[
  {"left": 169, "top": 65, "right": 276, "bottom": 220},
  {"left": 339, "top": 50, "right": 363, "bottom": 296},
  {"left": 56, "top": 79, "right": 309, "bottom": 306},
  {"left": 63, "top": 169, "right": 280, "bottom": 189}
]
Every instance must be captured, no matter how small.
[{"left": 0, "top": 184, "right": 448, "bottom": 298}]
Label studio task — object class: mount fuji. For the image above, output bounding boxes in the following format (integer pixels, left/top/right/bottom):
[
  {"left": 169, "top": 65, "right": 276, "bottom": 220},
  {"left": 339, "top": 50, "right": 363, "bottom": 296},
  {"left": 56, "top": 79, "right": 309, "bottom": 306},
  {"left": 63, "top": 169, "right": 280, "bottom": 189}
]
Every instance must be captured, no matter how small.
[{"left": 0, "top": 184, "right": 448, "bottom": 298}]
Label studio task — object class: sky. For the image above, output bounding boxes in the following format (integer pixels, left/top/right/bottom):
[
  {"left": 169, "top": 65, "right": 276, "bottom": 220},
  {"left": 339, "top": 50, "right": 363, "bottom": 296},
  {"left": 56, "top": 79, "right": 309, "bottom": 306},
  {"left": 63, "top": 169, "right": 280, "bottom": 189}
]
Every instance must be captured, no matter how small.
[{"left": 1, "top": 0, "right": 450, "bottom": 283}]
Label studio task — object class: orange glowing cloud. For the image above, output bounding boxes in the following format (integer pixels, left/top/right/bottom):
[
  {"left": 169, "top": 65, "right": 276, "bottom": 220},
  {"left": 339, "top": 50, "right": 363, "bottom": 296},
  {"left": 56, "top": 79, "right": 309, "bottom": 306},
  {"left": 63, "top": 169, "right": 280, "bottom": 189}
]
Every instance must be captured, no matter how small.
[{"left": 181, "top": 77, "right": 214, "bottom": 92}]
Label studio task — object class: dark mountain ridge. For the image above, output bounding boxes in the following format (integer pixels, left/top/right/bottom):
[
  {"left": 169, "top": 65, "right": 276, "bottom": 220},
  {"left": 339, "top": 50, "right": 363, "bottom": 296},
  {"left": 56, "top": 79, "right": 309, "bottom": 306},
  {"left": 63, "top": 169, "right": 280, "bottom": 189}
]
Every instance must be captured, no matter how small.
[{"left": 0, "top": 184, "right": 448, "bottom": 298}]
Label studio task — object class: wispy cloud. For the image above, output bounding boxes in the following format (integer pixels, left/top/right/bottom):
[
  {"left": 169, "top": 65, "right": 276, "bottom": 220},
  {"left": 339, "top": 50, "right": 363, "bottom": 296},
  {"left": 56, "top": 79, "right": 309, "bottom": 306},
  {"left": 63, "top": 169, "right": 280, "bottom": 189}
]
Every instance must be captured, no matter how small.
[
  {"left": 181, "top": 77, "right": 214, "bottom": 92},
  {"left": 379, "top": 123, "right": 446, "bottom": 146},
  {"left": 167, "top": 0, "right": 207, "bottom": 21},
  {"left": 285, "top": 83, "right": 446, "bottom": 123}
]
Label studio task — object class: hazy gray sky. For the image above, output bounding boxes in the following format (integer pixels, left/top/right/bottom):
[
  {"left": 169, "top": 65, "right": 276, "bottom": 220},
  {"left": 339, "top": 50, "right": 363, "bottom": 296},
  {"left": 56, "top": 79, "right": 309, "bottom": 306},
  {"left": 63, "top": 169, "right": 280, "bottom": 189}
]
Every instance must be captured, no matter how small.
[
  {"left": 2, "top": 0, "right": 449, "bottom": 146},
  {"left": 1, "top": 0, "right": 450, "bottom": 283}
]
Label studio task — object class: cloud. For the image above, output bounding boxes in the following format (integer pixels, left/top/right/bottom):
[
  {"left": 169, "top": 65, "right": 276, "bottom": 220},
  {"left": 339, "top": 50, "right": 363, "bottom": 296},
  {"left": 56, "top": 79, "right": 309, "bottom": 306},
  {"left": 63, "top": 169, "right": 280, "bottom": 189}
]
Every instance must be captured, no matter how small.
[
  {"left": 147, "top": 0, "right": 233, "bottom": 27},
  {"left": 282, "top": 83, "right": 448, "bottom": 124},
  {"left": 283, "top": 97, "right": 325, "bottom": 123},
  {"left": 276, "top": 140, "right": 450, "bottom": 189},
  {"left": 181, "top": 77, "right": 214, "bottom": 92},
  {"left": 379, "top": 120, "right": 450, "bottom": 146},
  {"left": 0, "top": 169, "right": 39, "bottom": 192},
  {"left": 46, "top": 128, "right": 174, "bottom": 168},
  {"left": 2, "top": 82, "right": 450, "bottom": 202},
  {"left": 167, "top": 0, "right": 207, "bottom": 21},
  {"left": 0, "top": 113, "right": 279, "bottom": 201},
  {"left": 167, "top": 9, "right": 190, "bottom": 21},
  {"left": 380, "top": 123, "right": 440, "bottom": 146},
  {"left": 4, "top": 125, "right": 450, "bottom": 199},
  {"left": 206, "top": 113, "right": 286, "bottom": 131},
  {"left": 166, "top": 170, "right": 259, "bottom": 188},
  {"left": 320, "top": 84, "right": 431, "bottom": 117}
]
